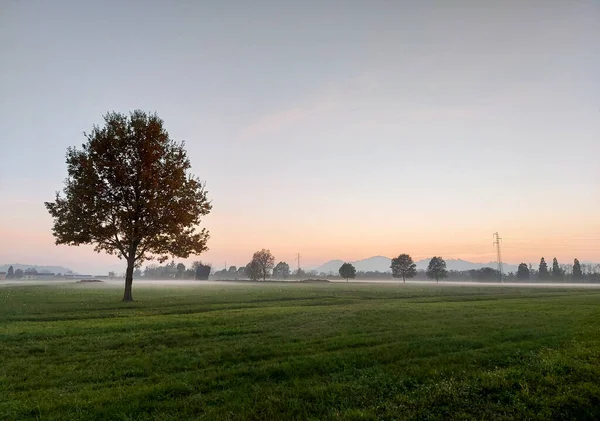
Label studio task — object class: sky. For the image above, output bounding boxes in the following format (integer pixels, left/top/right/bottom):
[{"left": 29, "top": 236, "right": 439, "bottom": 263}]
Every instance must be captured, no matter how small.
[{"left": 1, "top": 0, "right": 599, "bottom": 275}]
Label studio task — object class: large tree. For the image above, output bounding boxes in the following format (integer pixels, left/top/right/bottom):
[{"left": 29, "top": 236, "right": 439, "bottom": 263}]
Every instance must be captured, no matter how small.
[
  {"left": 45, "top": 111, "right": 212, "bottom": 301},
  {"left": 272, "top": 261, "right": 291, "bottom": 279},
  {"left": 249, "top": 249, "right": 275, "bottom": 281},
  {"left": 538, "top": 257, "right": 549, "bottom": 280},
  {"left": 426, "top": 256, "right": 447, "bottom": 283},
  {"left": 390, "top": 253, "right": 417, "bottom": 283},
  {"left": 516, "top": 263, "right": 530, "bottom": 281},
  {"left": 339, "top": 262, "right": 356, "bottom": 281},
  {"left": 6, "top": 265, "right": 14, "bottom": 279},
  {"left": 572, "top": 258, "right": 583, "bottom": 281}
]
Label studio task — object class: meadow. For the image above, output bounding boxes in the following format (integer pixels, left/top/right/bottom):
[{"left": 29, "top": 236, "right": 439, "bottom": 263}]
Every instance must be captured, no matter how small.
[{"left": 1, "top": 282, "right": 600, "bottom": 420}]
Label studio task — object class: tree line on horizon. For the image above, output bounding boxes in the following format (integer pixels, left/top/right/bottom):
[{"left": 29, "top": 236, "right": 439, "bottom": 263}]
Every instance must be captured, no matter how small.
[
  {"left": 132, "top": 253, "right": 600, "bottom": 284},
  {"left": 41, "top": 110, "right": 600, "bottom": 302}
]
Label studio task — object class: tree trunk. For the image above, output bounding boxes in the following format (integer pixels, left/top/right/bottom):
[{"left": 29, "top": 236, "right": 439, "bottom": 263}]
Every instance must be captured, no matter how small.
[
  {"left": 403, "top": 276, "right": 406, "bottom": 283},
  {"left": 122, "top": 259, "right": 135, "bottom": 302}
]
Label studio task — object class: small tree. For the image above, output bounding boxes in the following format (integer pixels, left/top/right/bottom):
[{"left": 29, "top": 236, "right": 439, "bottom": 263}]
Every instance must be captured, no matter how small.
[
  {"left": 245, "top": 259, "right": 261, "bottom": 281},
  {"left": 551, "top": 257, "right": 563, "bottom": 279},
  {"left": 176, "top": 263, "right": 186, "bottom": 279},
  {"left": 45, "top": 111, "right": 212, "bottom": 301},
  {"left": 516, "top": 263, "right": 530, "bottom": 281},
  {"left": 248, "top": 249, "right": 275, "bottom": 281},
  {"left": 339, "top": 263, "right": 356, "bottom": 281},
  {"left": 390, "top": 253, "right": 417, "bottom": 283},
  {"left": 573, "top": 258, "right": 583, "bottom": 281},
  {"left": 538, "top": 257, "right": 549, "bottom": 280},
  {"left": 572, "top": 259, "right": 583, "bottom": 281},
  {"left": 6, "top": 266, "right": 14, "bottom": 279},
  {"left": 14, "top": 269, "right": 24, "bottom": 279},
  {"left": 426, "top": 256, "right": 447, "bottom": 283},
  {"left": 273, "top": 261, "right": 291, "bottom": 279},
  {"left": 193, "top": 262, "right": 211, "bottom": 280}
]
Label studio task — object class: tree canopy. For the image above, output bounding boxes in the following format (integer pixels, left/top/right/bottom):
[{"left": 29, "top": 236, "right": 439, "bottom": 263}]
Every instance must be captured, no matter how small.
[
  {"left": 247, "top": 249, "right": 275, "bottom": 281},
  {"left": 538, "top": 257, "right": 549, "bottom": 280},
  {"left": 273, "top": 261, "right": 291, "bottom": 279},
  {"left": 426, "top": 256, "right": 447, "bottom": 283},
  {"left": 193, "top": 262, "right": 211, "bottom": 280},
  {"left": 572, "top": 258, "right": 583, "bottom": 280},
  {"left": 551, "top": 257, "right": 563, "bottom": 279},
  {"left": 390, "top": 253, "right": 417, "bottom": 283},
  {"left": 517, "top": 263, "right": 530, "bottom": 280},
  {"left": 45, "top": 111, "right": 211, "bottom": 301},
  {"left": 339, "top": 263, "right": 356, "bottom": 281}
]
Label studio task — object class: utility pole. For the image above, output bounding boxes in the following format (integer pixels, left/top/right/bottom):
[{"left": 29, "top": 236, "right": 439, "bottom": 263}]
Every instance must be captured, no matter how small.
[
  {"left": 296, "top": 253, "right": 301, "bottom": 272},
  {"left": 493, "top": 232, "right": 503, "bottom": 283}
]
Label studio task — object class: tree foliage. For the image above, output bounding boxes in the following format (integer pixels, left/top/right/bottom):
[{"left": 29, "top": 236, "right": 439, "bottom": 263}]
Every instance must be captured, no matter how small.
[
  {"left": 45, "top": 111, "right": 211, "bottom": 301},
  {"left": 426, "top": 256, "right": 447, "bottom": 283},
  {"left": 14, "top": 269, "right": 24, "bottom": 279},
  {"left": 176, "top": 263, "right": 186, "bottom": 278},
  {"left": 470, "top": 267, "right": 501, "bottom": 281},
  {"left": 245, "top": 259, "right": 261, "bottom": 281},
  {"left": 212, "top": 266, "right": 246, "bottom": 280},
  {"left": 572, "top": 258, "right": 583, "bottom": 280},
  {"left": 6, "top": 266, "right": 14, "bottom": 279},
  {"left": 246, "top": 249, "right": 275, "bottom": 281},
  {"left": 552, "top": 257, "right": 563, "bottom": 279},
  {"left": 538, "top": 257, "right": 549, "bottom": 280},
  {"left": 273, "top": 261, "right": 291, "bottom": 279},
  {"left": 517, "top": 263, "right": 530, "bottom": 280},
  {"left": 339, "top": 263, "right": 356, "bottom": 281},
  {"left": 193, "top": 262, "right": 211, "bottom": 280},
  {"left": 390, "top": 254, "right": 417, "bottom": 282}
]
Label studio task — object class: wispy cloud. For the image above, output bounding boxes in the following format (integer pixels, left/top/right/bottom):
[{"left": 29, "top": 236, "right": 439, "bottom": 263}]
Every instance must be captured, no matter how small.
[
  {"left": 237, "top": 72, "right": 382, "bottom": 140},
  {"left": 237, "top": 69, "right": 482, "bottom": 139},
  {"left": 238, "top": 100, "right": 333, "bottom": 140}
]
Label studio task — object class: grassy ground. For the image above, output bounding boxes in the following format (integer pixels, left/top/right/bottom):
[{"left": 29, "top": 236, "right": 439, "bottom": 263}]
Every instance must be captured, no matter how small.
[{"left": 1, "top": 283, "right": 600, "bottom": 420}]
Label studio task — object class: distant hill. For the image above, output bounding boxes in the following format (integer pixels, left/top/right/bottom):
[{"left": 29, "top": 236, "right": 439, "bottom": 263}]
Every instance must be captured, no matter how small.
[
  {"left": 0, "top": 264, "right": 73, "bottom": 274},
  {"left": 313, "top": 256, "right": 519, "bottom": 274}
]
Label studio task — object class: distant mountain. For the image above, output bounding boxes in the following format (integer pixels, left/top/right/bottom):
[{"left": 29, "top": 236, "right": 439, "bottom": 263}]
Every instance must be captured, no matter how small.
[
  {"left": 0, "top": 264, "right": 73, "bottom": 274},
  {"left": 313, "top": 260, "right": 345, "bottom": 274},
  {"left": 416, "top": 258, "right": 519, "bottom": 273},
  {"left": 313, "top": 256, "right": 519, "bottom": 274}
]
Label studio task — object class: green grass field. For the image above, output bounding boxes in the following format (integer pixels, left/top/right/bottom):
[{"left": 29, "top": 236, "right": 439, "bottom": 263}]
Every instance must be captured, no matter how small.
[{"left": 2, "top": 283, "right": 600, "bottom": 420}]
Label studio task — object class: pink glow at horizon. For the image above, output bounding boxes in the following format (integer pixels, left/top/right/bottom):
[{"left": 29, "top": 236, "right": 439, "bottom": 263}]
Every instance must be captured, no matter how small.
[
  {"left": 1, "top": 1, "right": 598, "bottom": 274},
  {"left": 1, "top": 200, "right": 597, "bottom": 274}
]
